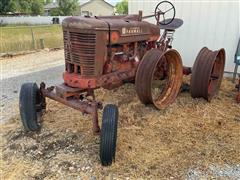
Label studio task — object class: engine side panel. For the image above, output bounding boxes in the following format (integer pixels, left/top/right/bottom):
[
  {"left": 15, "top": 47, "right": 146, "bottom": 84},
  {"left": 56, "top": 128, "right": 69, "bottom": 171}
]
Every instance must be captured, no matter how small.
[{"left": 62, "top": 15, "right": 160, "bottom": 89}]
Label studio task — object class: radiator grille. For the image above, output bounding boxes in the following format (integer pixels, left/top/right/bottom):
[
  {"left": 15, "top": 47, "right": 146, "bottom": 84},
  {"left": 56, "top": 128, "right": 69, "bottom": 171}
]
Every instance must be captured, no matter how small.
[{"left": 63, "top": 31, "right": 96, "bottom": 76}]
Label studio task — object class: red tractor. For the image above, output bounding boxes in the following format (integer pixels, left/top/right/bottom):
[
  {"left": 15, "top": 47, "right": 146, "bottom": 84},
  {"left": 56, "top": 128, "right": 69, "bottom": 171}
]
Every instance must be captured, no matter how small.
[{"left": 19, "top": 1, "right": 225, "bottom": 166}]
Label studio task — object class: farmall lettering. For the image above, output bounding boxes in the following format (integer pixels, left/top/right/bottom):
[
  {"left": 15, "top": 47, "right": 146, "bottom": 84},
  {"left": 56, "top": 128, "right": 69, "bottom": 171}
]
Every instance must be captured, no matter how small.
[{"left": 122, "top": 27, "right": 142, "bottom": 35}]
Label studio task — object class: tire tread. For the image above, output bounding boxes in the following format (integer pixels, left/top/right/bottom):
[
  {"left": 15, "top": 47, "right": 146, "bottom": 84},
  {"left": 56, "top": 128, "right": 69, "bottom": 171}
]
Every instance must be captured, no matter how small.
[{"left": 100, "top": 104, "right": 118, "bottom": 166}]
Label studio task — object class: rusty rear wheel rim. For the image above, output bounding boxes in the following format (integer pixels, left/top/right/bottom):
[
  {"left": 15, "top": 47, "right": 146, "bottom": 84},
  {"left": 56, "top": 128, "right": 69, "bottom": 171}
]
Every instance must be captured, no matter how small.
[
  {"left": 152, "top": 50, "right": 183, "bottom": 109},
  {"left": 135, "top": 49, "right": 183, "bottom": 109},
  {"left": 190, "top": 47, "right": 225, "bottom": 101},
  {"left": 135, "top": 49, "right": 162, "bottom": 105}
]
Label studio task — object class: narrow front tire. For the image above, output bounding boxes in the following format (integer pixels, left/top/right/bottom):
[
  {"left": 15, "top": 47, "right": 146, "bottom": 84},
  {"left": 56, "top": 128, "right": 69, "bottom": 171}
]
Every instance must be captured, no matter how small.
[
  {"left": 19, "top": 83, "right": 45, "bottom": 131},
  {"left": 100, "top": 104, "right": 118, "bottom": 166}
]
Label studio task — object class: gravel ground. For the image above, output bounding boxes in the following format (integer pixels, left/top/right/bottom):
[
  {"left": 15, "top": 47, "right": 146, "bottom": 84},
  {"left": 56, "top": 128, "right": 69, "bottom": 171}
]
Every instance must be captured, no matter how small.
[
  {"left": 1, "top": 49, "right": 64, "bottom": 79},
  {"left": 0, "top": 50, "right": 64, "bottom": 122}
]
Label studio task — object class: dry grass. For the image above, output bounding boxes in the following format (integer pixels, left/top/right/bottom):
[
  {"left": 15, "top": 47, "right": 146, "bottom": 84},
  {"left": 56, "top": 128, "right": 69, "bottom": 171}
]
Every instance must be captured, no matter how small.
[
  {"left": 0, "top": 78, "right": 239, "bottom": 179},
  {"left": 0, "top": 25, "right": 63, "bottom": 53}
]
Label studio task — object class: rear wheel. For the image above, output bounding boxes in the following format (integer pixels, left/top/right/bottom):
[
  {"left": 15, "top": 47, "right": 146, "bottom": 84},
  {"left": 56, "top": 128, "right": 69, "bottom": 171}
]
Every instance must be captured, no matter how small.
[
  {"left": 135, "top": 49, "right": 183, "bottom": 109},
  {"left": 19, "top": 83, "right": 45, "bottom": 131},
  {"left": 100, "top": 104, "right": 118, "bottom": 166}
]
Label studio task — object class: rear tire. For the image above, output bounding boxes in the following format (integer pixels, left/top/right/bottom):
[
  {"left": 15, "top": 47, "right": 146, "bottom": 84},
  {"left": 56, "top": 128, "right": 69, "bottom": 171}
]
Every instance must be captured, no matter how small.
[
  {"left": 100, "top": 104, "right": 118, "bottom": 166},
  {"left": 19, "top": 83, "right": 45, "bottom": 131}
]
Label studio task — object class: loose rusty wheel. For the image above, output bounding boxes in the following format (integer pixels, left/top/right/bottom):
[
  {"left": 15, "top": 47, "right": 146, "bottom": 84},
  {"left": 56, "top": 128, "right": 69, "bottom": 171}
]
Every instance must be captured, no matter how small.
[
  {"left": 135, "top": 49, "right": 183, "bottom": 109},
  {"left": 237, "top": 93, "right": 240, "bottom": 103},
  {"left": 236, "top": 77, "right": 240, "bottom": 103},
  {"left": 190, "top": 47, "right": 225, "bottom": 101}
]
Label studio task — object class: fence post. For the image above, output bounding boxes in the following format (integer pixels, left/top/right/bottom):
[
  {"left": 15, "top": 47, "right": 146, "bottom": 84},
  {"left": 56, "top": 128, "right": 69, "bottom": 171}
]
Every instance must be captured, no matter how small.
[
  {"left": 40, "top": 39, "right": 45, "bottom": 49},
  {"left": 30, "top": 27, "right": 35, "bottom": 49}
]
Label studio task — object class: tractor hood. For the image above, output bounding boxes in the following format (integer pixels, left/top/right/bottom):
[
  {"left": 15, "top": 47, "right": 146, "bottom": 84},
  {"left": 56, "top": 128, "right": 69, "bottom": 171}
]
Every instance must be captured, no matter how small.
[
  {"left": 62, "top": 16, "right": 109, "bottom": 30},
  {"left": 62, "top": 15, "right": 160, "bottom": 43}
]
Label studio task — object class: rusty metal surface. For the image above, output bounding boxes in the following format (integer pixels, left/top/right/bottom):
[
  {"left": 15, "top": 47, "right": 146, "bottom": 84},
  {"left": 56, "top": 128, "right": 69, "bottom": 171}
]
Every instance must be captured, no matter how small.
[
  {"left": 62, "top": 14, "right": 160, "bottom": 87},
  {"left": 64, "top": 31, "right": 96, "bottom": 76},
  {"left": 63, "top": 15, "right": 160, "bottom": 45},
  {"left": 40, "top": 82, "right": 101, "bottom": 134},
  {"left": 62, "top": 16, "right": 109, "bottom": 30},
  {"left": 236, "top": 78, "right": 240, "bottom": 103},
  {"left": 63, "top": 38, "right": 153, "bottom": 89},
  {"left": 63, "top": 62, "right": 138, "bottom": 90},
  {"left": 183, "top": 66, "right": 192, "bottom": 75},
  {"left": 135, "top": 49, "right": 183, "bottom": 109},
  {"left": 135, "top": 49, "right": 163, "bottom": 105},
  {"left": 63, "top": 29, "right": 107, "bottom": 77},
  {"left": 190, "top": 47, "right": 225, "bottom": 101},
  {"left": 41, "top": 88, "right": 94, "bottom": 114}
]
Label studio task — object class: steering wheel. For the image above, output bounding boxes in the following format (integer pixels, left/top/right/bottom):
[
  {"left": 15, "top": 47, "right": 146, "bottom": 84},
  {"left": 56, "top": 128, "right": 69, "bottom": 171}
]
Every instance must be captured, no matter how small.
[{"left": 155, "top": 1, "right": 176, "bottom": 25}]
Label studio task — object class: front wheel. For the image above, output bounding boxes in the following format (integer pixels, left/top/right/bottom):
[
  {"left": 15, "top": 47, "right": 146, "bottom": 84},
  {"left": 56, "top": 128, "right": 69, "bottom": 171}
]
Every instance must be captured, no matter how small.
[
  {"left": 19, "top": 83, "right": 45, "bottom": 131},
  {"left": 100, "top": 104, "right": 118, "bottom": 166}
]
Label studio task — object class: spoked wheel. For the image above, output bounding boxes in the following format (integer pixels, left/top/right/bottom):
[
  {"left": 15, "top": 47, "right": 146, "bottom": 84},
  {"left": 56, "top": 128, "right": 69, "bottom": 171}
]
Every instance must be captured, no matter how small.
[
  {"left": 190, "top": 47, "right": 225, "bottom": 101},
  {"left": 100, "top": 104, "right": 118, "bottom": 166},
  {"left": 19, "top": 83, "right": 46, "bottom": 131},
  {"left": 135, "top": 49, "right": 183, "bottom": 109}
]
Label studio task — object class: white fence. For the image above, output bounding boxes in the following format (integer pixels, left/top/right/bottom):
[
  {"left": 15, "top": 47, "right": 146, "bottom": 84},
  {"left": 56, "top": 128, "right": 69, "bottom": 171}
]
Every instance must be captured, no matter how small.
[{"left": 0, "top": 16, "right": 70, "bottom": 25}]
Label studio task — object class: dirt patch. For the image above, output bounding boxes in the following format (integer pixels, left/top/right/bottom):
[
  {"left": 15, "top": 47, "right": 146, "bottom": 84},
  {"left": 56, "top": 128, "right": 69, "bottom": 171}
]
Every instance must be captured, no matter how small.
[
  {"left": 0, "top": 48, "right": 63, "bottom": 59},
  {"left": 1, "top": 49, "right": 64, "bottom": 79},
  {"left": 1, "top": 78, "right": 240, "bottom": 179}
]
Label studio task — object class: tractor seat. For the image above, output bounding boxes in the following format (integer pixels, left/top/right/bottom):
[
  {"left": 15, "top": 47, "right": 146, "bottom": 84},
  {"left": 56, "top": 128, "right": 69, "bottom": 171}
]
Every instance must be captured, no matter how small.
[{"left": 160, "top": 18, "right": 183, "bottom": 30}]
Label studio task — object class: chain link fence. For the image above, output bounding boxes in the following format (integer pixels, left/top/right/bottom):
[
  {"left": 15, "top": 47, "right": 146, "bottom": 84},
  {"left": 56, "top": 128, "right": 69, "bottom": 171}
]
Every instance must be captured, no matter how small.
[{"left": 0, "top": 25, "right": 63, "bottom": 54}]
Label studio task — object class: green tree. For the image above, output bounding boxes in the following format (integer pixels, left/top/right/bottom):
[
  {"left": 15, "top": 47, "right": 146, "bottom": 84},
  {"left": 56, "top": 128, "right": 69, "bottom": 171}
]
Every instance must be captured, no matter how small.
[
  {"left": 45, "top": 0, "right": 52, "bottom": 5},
  {"left": 0, "top": 0, "right": 19, "bottom": 14},
  {"left": 115, "top": 0, "right": 128, "bottom": 15},
  {"left": 0, "top": 0, "right": 10, "bottom": 14},
  {"left": 0, "top": 0, "right": 44, "bottom": 15},
  {"left": 8, "top": 0, "right": 19, "bottom": 12},
  {"left": 31, "top": 0, "right": 44, "bottom": 15},
  {"left": 50, "top": 8, "right": 61, "bottom": 16},
  {"left": 57, "top": 0, "right": 79, "bottom": 16},
  {"left": 18, "top": 0, "right": 31, "bottom": 14}
]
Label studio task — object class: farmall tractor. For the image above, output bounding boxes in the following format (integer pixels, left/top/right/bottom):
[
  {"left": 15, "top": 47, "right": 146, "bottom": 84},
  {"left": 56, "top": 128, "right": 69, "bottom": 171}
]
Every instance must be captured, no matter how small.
[{"left": 19, "top": 1, "right": 225, "bottom": 166}]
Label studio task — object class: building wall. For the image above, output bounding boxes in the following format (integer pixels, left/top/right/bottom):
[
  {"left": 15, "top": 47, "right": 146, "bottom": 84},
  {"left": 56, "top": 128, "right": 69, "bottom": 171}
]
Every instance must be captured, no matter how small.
[
  {"left": 129, "top": 0, "right": 239, "bottom": 73},
  {"left": 80, "top": 0, "right": 114, "bottom": 16}
]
